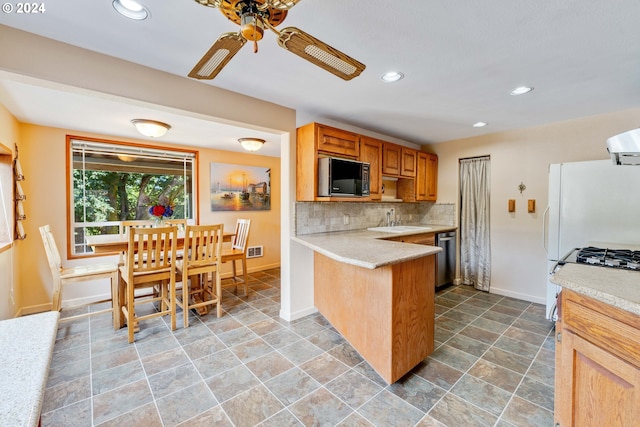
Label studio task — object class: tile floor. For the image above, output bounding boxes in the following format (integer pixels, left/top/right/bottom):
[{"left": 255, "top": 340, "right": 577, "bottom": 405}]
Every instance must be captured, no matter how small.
[{"left": 42, "top": 268, "right": 556, "bottom": 427}]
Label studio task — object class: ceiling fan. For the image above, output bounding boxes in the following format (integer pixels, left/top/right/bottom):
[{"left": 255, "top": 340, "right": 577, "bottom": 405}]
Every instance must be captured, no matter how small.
[{"left": 188, "top": 0, "right": 366, "bottom": 81}]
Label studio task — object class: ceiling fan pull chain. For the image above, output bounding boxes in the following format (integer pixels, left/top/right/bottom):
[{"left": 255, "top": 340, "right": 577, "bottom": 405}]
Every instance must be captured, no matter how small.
[{"left": 253, "top": 38, "right": 259, "bottom": 53}]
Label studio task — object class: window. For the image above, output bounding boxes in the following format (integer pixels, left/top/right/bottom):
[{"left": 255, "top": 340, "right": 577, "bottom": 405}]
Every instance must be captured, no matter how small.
[
  {"left": 68, "top": 136, "right": 197, "bottom": 256},
  {"left": 0, "top": 144, "right": 12, "bottom": 249}
]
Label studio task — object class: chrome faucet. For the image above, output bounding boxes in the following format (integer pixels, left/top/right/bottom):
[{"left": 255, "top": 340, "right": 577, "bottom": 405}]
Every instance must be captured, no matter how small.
[{"left": 386, "top": 208, "right": 396, "bottom": 226}]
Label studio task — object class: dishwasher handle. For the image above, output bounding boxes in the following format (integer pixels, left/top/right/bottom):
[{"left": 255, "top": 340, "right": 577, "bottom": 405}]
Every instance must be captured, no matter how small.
[{"left": 438, "top": 237, "right": 454, "bottom": 242}]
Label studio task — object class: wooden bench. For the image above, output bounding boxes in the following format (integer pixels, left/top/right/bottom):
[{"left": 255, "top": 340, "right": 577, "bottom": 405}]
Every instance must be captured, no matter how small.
[{"left": 0, "top": 311, "right": 60, "bottom": 427}]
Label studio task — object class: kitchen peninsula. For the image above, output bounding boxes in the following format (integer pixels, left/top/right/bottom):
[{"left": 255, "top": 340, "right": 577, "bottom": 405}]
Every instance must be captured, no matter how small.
[
  {"left": 293, "top": 227, "right": 451, "bottom": 383},
  {"left": 551, "top": 263, "right": 640, "bottom": 426}
]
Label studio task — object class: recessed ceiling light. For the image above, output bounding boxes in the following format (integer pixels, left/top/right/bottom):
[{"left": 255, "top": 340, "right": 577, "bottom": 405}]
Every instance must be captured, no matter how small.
[
  {"left": 510, "top": 86, "right": 533, "bottom": 96},
  {"left": 381, "top": 71, "right": 404, "bottom": 82},
  {"left": 112, "top": 0, "right": 149, "bottom": 20},
  {"left": 473, "top": 122, "right": 488, "bottom": 128}
]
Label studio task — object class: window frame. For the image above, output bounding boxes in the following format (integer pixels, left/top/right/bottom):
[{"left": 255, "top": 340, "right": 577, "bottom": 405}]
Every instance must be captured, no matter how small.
[{"left": 66, "top": 135, "right": 199, "bottom": 259}]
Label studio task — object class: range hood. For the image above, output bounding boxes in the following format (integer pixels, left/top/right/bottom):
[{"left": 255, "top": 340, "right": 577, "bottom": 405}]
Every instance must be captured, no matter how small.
[{"left": 607, "top": 128, "right": 640, "bottom": 165}]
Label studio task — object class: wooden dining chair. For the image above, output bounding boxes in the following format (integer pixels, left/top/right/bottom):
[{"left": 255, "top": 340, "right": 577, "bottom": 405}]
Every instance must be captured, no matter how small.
[
  {"left": 39, "top": 224, "right": 122, "bottom": 330},
  {"left": 118, "top": 219, "right": 155, "bottom": 235},
  {"left": 221, "top": 219, "right": 251, "bottom": 296},
  {"left": 175, "top": 224, "right": 224, "bottom": 327},
  {"left": 119, "top": 225, "right": 178, "bottom": 343},
  {"left": 165, "top": 218, "right": 187, "bottom": 230}
]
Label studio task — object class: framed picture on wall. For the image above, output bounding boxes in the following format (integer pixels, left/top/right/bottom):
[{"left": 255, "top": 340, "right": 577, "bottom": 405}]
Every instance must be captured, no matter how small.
[{"left": 210, "top": 162, "right": 271, "bottom": 211}]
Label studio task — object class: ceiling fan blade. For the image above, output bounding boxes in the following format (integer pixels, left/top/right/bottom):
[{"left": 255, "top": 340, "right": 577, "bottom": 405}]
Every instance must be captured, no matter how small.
[
  {"left": 188, "top": 33, "right": 247, "bottom": 80},
  {"left": 263, "top": 0, "right": 301, "bottom": 10},
  {"left": 193, "top": 0, "right": 224, "bottom": 8},
  {"left": 277, "top": 27, "right": 365, "bottom": 81}
]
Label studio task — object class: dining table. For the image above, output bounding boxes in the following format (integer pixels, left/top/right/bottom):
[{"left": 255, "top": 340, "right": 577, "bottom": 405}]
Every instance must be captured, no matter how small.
[
  {"left": 85, "top": 229, "right": 235, "bottom": 255},
  {"left": 85, "top": 228, "right": 235, "bottom": 328}
]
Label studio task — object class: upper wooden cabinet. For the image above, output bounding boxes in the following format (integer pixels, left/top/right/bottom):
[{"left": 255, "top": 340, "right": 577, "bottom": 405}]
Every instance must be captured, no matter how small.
[
  {"left": 416, "top": 152, "right": 438, "bottom": 201},
  {"left": 359, "top": 137, "right": 383, "bottom": 201},
  {"left": 382, "top": 142, "right": 416, "bottom": 178},
  {"left": 315, "top": 123, "right": 360, "bottom": 158},
  {"left": 297, "top": 122, "right": 362, "bottom": 201},
  {"left": 296, "top": 122, "right": 436, "bottom": 202},
  {"left": 382, "top": 143, "right": 401, "bottom": 176}
]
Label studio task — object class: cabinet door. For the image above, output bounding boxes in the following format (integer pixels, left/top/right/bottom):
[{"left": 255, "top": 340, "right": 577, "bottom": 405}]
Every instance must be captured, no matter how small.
[
  {"left": 416, "top": 152, "right": 438, "bottom": 201},
  {"left": 400, "top": 147, "right": 416, "bottom": 177},
  {"left": 425, "top": 153, "right": 438, "bottom": 200},
  {"left": 316, "top": 124, "right": 359, "bottom": 158},
  {"left": 360, "top": 137, "right": 383, "bottom": 200},
  {"left": 556, "top": 328, "right": 640, "bottom": 427},
  {"left": 382, "top": 143, "right": 401, "bottom": 176}
]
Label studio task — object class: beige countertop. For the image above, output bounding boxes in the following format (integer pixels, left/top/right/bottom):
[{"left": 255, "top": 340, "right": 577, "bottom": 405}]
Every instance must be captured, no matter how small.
[
  {"left": 292, "top": 225, "right": 455, "bottom": 269},
  {"left": 551, "top": 263, "right": 640, "bottom": 316},
  {"left": 0, "top": 311, "right": 60, "bottom": 427}
]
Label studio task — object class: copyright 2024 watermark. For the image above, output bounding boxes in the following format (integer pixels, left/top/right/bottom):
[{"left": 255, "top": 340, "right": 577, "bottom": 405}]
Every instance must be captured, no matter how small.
[{"left": 2, "top": 2, "right": 46, "bottom": 13}]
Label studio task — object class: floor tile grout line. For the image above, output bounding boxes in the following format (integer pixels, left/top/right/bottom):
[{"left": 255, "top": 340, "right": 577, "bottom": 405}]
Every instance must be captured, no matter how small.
[
  {"left": 44, "top": 280, "right": 554, "bottom": 427},
  {"left": 491, "top": 305, "right": 556, "bottom": 425},
  {"left": 428, "top": 293, "right": 554, "bottom": 426}
]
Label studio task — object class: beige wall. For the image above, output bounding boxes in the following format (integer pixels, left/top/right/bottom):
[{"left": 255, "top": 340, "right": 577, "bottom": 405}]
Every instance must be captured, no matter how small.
[
  {"left": 0, "top": 26, "right": 301, "bottom": 320},
  {"left": 14, "top": 122, "right": 281, "bottom": 314},
  {"left": 427, "top": 107, "right": 640, "bottom": 303}
]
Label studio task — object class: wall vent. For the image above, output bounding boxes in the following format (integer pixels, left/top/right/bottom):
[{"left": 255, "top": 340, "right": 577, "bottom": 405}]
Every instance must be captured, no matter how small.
[{"left": 247, "top": 245, "right": 263, "bottom": 258}]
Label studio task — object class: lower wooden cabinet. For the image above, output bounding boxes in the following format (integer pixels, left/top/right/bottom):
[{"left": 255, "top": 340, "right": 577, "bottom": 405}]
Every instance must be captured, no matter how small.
[{"left": 555, "top": 290, "right": 640, "bottom": 426}]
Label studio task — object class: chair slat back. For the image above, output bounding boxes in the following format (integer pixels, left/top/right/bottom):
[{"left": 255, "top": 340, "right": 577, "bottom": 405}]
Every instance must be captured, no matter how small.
[
  {"left": 232, "top": 219, "right": 251, "bottom": 252},
  {"left": 184, "top": 224, "right": 223, "bottom": 268},
  {"left": 39, "top": 224, "right": 62, "bottom": 272},
  {"left": 165, "top": 218, "right": 187, "bottom": 231},
  {"left": 126, "top": 226, "right": 177, "bottom": 273},
  {"left": 119, "top": 220, "right": 155, "bottom": 235}
]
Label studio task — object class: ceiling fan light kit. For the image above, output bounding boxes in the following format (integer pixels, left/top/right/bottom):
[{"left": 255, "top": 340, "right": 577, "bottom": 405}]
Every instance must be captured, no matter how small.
[{"left": 189, "top": 0, "right": 365, "bottom": 81}]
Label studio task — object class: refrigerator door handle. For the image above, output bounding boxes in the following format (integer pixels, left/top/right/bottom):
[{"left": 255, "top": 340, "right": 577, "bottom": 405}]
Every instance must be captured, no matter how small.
[{"left": 542, "top": 205, "right": 550, "bottom": 255}]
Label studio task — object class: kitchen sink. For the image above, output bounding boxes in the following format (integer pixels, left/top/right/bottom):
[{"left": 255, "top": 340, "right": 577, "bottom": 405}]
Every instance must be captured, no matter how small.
[{"left": 367, "top": 225, "right": 433, "bottom": 233}]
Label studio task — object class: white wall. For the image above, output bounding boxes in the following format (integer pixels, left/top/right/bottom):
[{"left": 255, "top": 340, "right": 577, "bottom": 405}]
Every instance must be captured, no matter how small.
[{"left": 428, "top": 107, "right": 640, "bottom": 303}]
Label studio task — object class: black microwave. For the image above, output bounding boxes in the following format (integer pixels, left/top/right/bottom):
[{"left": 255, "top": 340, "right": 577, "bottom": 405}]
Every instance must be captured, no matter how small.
[{"left": 318, "top": 157, "right": 370, "bottom": 197}]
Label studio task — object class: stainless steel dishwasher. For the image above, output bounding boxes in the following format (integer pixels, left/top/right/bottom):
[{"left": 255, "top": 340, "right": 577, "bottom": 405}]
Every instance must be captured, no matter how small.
[{"left": 435, "top": 231, "right": 456, "bottom": 288}]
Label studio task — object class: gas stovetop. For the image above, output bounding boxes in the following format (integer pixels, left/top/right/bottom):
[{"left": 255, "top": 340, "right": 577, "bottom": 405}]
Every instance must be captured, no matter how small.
[{"left": 572, "top": 246, "right": 640, "bottom": 270}]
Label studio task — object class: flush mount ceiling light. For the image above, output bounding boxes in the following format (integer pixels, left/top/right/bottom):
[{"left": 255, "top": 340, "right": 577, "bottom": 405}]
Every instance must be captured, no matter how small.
[
  {"left": 510, "top": 86, "right": 533, "bottom": 96},
  {"left": 112, "top": 0, "right": 149, "bottom": 20},
  {"left": 238, "top": 137, "right": 265, "bottom": 152},
  {"left": 131, "top": 119, "right": 171, "bottom": 138},
  {"left": 381, "top": 71, "right": 404, "bottom": 82},
  {"left": 473, "top": 122, "right": 488, "bottom": 128}
]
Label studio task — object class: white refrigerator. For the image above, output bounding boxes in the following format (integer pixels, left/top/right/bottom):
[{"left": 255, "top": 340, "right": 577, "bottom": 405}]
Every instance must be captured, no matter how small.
[{"left": 544, "top": 159, "right": 640, "bottom": 319}]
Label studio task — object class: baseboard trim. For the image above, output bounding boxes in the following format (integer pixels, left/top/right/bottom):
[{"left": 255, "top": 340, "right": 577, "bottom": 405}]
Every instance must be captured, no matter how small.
[
  {"left": 489, "top": 286, "right": 546, "bottom": 305},
  {"left": 279, "top": 306, "right": 318, "bottom": 322}
]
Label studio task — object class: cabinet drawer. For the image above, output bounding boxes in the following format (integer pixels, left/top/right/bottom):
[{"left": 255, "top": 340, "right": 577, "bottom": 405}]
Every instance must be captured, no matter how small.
[
  {"left": 562, "top": 290, "right": 640, "bottom": 368},
  {"left": 385, "top": 233, "right": 435, "bottom": 245}
]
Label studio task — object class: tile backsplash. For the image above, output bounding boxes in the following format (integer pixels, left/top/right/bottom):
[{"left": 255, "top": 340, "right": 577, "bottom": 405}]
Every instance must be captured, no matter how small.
[{"left": 294, "top": 202, "right": 456, "bottom": 235}]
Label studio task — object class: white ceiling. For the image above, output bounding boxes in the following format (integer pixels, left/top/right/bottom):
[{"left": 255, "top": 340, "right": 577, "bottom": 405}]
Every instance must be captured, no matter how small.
[{"left": 1, "top": 0, "right": 639, "bottom": 154}]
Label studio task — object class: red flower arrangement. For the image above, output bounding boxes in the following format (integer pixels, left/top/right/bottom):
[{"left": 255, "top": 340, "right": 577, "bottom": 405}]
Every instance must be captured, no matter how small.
[{"left": 148, "top": 204, "right": 174, "bottom": 219}]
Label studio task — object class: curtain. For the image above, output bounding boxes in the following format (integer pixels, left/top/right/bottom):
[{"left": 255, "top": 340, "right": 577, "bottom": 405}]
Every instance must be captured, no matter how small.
[{"left": 459, "top": 156, "right": 491, "bottom": 291}]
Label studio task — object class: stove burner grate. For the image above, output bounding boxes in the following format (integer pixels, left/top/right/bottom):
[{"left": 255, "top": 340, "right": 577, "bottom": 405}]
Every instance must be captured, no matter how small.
[{"left": 576, "top": 246, "right": 640, "bottom": 270}]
